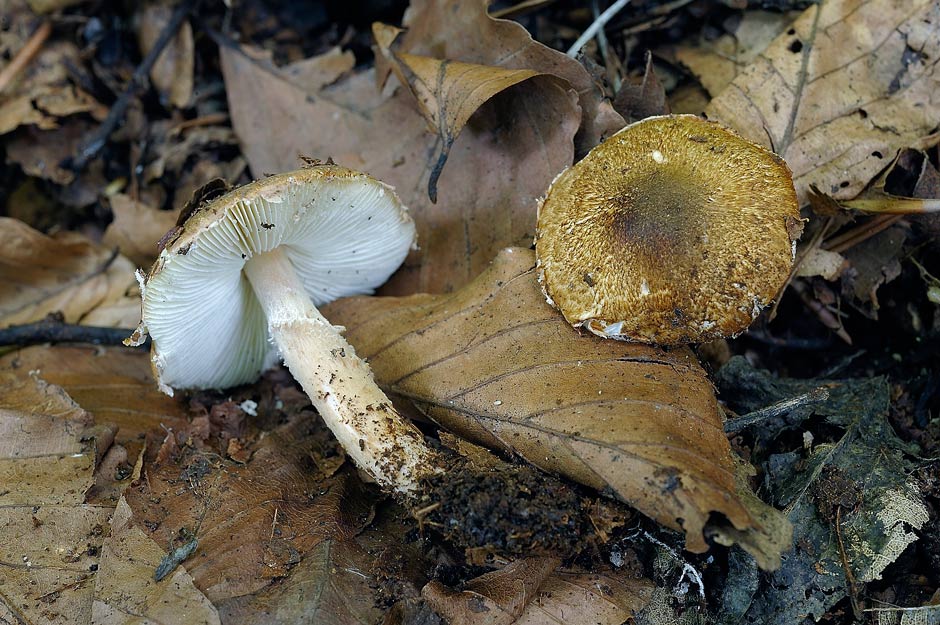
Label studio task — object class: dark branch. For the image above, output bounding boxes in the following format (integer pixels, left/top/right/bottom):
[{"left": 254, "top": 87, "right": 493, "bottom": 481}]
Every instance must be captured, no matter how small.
[
  {"left": 724, "top": 387, "right": 829, "bottom": 433},
  {"left": 0, "top": 319, "right": 145, "bottom": 349},
  {"left": 64, "top": 0, "right": 200, "bottom": 173}
]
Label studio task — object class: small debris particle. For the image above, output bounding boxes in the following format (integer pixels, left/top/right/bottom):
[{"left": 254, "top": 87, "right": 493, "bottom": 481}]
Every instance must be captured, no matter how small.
[{"left": 154, "top": 538, "right": 198, "bottom": 581}]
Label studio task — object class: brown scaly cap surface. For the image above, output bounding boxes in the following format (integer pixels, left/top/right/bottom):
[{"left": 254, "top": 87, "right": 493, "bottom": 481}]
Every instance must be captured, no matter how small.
[{"left": 535, "top": 114, "right": 802, "bottom": 345}]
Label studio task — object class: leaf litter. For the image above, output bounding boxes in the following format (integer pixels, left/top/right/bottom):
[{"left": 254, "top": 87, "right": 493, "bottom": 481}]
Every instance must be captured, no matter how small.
[{"left": 0, "top": 0, "right": 939, "bottom": 623}]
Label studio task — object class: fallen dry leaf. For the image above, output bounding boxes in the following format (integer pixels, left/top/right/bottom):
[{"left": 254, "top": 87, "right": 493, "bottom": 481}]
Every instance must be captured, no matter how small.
[
  {"left": 4, "top": 121, "right": 91, "bottom": 185},
  {"left": 0, "top": 218, "right": 137, "bottom": 328},
  {"left": 216, "top": 536, "right": 387, "bottom": 625},
  {"left": 137, "top": 3, "right": 194, "bottom": 109},
  {"left": 221, "top": 39, "right": 579, "bottom": 294},
  {"left": 674, "top": 10, "right": 801, "bottom": 98},
  {"left": 375, "top": 22, "right": 556, "bottom": 201},
  {"left": 92, "top": 498, "right": 220, "bottom": 625},
  {"left": 612, "top": 53, "right": 669, "bottom": 123},
  {"left": 390, "top": 0, "right": 625, "bottom": 154},
  {"left": 0, "top": 36, "right": 105, "bottom": 136},
  {"left": 0, "top": 368, "right": 109, "bottom": 625},
  {"left": 280, "top": 45, "right": 355, "bottom": 91},
  {"left": 0, "top": 345, "right": 189, "bottom": 444},
  {"left": 422, "top": 557, "right": 652, "bottom": 625},
  {"left": 324, "top": 247, "right": 789, "bottom": 562},
  {"left": 706, "top": 0, "right": 940, "bottom": 202},
  {"left": 103, "top": 193, "right": 180, "bottom": 267},
  {"left": 123, "top": 402, "right": 376, "bottom": 603}
]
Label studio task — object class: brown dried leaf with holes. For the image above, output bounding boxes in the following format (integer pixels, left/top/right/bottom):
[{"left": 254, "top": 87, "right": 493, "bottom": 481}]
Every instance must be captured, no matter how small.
[{"left": 706, "top": 0, "right": 940, "bottom": 203}]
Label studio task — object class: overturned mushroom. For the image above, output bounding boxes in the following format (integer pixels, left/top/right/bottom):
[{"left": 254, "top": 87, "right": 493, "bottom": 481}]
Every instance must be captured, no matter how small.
[
  {"left": 128, "top": 164, "right": 440, "bottom": 494},
  {"left": 536, "top": 114, "right": 802, "bottom": 344}
]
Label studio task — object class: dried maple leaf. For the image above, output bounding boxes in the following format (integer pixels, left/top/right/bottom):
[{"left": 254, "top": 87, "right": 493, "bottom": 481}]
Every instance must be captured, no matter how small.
[
  {"left": 324, "top": 248, "right": 791, "bottom": 563},
  {"left": 706, "top": 0, "right": 940, "bottom": 202}
]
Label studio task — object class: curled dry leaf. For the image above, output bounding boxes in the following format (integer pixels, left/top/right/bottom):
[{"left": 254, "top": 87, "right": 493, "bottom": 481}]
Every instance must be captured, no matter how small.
[
  {"left": 220, "top": 0, "right": 607, "bottom": 294},
  {"left": 324, "top": 248, "right": 790, "bottom": 562},
  {"left": 0, "top": 368, "right": 109, "bottom": 625},
  {"left": 0, "top": 218, "right": 137, "bottom": 328},
  {"left": 136, "top": 3, "right": 194, "bottom": 109},
  {"left": 374, "top": 22, "right": 550, "bottom": 201},
  {"left": 0, "top": 33, "right": 105, "bottom": 136},
  {"left": 674, "top": 10, "right": 802, "bottom": 98},
  {"left": 423, "top": 556, "right": 652, "bottom": 625},
  {"left": 390, "top": 0, "right": 625, "bottom": 153},
  {"left": 706, "top": 0, "right": 940, "bottom": 202}
]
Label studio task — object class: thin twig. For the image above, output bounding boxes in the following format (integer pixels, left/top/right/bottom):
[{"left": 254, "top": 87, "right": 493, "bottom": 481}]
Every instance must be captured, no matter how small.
[
  {"left": 0, "top": 319, "right": 143, "bottom": 348},
  {"left": 0, "top": 20, "right": 52, "bottom": 94},
  {"left": 65, "top": 0, "right": 198, "bottom": 172},
  {"left": 823, "top": 214, "right": 905, "bottom": 254},
  {"left": 724, "top": 387, "right": 829, "bottom": 433},
  {"left": 566, "top": 0, "right": 631, "bottom": 57},
  {"left": 790, "top": 279, "right": 853, "bottom": 345},
  {"left": 591, "top": 0, "right": 621, "bottom": 92},
  {"left": 836, "top": 507, "right": 863, "bottom": 620}
]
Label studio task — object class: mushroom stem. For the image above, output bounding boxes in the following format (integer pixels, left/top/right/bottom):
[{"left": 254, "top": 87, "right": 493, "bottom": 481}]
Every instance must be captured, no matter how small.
[{"left": 243, "top": 247, "right": 443, "bottom": 495}]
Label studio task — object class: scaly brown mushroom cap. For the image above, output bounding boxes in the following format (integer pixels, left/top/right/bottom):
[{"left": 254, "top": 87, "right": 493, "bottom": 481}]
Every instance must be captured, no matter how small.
[{"left": 535, "top": 114, "right": 802, "bottom": 344}]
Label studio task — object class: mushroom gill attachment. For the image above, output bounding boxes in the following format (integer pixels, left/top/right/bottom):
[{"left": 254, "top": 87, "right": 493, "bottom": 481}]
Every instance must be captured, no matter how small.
[{"left": 535, "top": 114, "right": 802, "bottom": 344}]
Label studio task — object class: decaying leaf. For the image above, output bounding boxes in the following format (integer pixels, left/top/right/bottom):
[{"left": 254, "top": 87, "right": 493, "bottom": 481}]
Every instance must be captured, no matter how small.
[
  {"left": 103, "top": 193, "right": 180, "bottom": 267},
  {"left": 324, "top": 247, "right": 790, "bottom": 563},
  {"left": 706, "top": 0, "right": 940, "bottom": 202},
  {"left": 0, "top": 218, "right": 137, "bottom": 328},
  {"left": 423, "top": 556, "right": 652, "bottom": 625},
  {"left": 674, "top": 10, "right": 801, "bottom": 97},
  {"left": 375, "top": 22, "right": 555, "bottom": 201},
  {"left": 218, "top": 0, "right": 629, "bottom": 295},
  {"left": 122, "top": 397, "right": 377, "bottom": 603},
  {"left": 612, "top": 52, "right": 669, "bottom": 122},
  {"left": 216, "top": 537, "right": 387, "bottom": 625},
  {"left": 0, "top": 33, "right": 105, "bottom": 136},
  {"left": 0, "top": 368, "right": 108, "bottom": 625},
  {"left": 389, "top": 0, "right": 625, "bottom": 153},
  {"left": 0, "top": 345, "right": 189, "bottom": 444},
  {"left": 92, "top": 498, "right": 220, "bottom": 625},
  {"left": 136, "top": 3, "right": 194, "bottom": 109},
  {"left": 796, "top": 247, "right": 847, "bottom": 280},
  {"left": 716, "top": 357, "right": 929, "bottom": 624}
]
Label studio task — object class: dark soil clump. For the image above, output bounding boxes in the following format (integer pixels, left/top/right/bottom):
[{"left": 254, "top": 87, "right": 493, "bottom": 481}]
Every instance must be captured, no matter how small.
[{"left": 420, "top": 458, "right": 595, "bottom": 558}]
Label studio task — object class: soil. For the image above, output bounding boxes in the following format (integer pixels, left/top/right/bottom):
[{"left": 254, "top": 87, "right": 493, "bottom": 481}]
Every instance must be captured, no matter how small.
[{"left": 420, "top": 454, "right": 598, "bottom": 558}]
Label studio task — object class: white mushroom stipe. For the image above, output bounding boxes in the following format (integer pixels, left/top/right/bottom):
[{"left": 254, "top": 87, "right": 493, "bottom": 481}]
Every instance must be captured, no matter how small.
[
  {"left": 132, "top": 165, "right": 443, "bottom": 496},
  {"left": 243, "top": 247, "right": 440, "bottom": 494}
]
